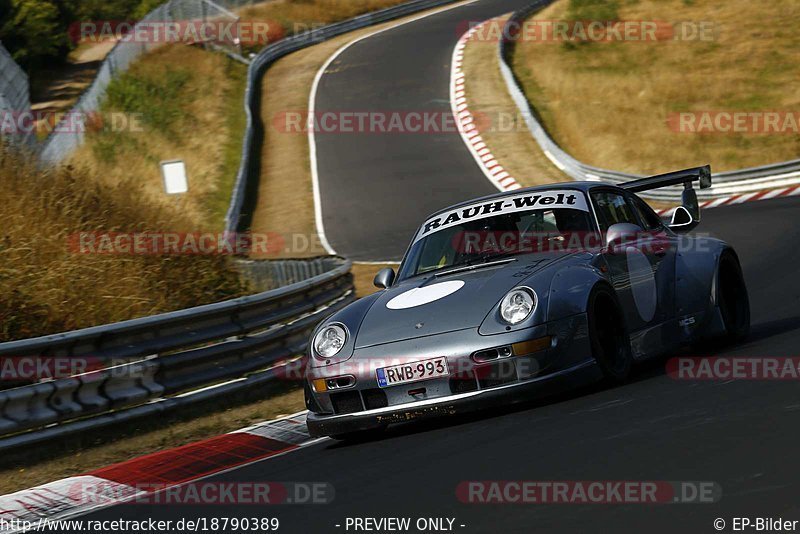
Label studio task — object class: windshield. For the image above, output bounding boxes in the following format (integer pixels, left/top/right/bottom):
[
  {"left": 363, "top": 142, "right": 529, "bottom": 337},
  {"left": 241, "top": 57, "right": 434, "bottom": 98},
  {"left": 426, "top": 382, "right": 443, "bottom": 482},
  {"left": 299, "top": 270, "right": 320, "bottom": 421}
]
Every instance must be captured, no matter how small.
[{"left": 398, "top": 190, "right": 598, "bottom": 279}]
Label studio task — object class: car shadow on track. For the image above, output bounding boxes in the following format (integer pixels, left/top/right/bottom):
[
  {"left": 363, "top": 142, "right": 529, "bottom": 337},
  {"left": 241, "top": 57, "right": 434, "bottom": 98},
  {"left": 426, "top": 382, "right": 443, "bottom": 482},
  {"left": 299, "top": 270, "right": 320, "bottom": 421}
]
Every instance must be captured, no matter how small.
[
  {"left": 740, "top": 315, "right": 800, "bottom": 345},
  {"left": 323, "top": 314, "right": 800, "bottom": 448},
  {"left": 325, "top": 359, "right": 672, "bottom": 448}
]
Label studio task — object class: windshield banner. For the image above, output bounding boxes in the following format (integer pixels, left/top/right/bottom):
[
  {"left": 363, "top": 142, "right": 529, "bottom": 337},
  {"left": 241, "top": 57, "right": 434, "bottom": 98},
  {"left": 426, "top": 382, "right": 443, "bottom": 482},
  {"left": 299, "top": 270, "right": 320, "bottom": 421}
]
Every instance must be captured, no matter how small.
[{"left": 414, "top": 190, "right": 589, "bottom": 243}]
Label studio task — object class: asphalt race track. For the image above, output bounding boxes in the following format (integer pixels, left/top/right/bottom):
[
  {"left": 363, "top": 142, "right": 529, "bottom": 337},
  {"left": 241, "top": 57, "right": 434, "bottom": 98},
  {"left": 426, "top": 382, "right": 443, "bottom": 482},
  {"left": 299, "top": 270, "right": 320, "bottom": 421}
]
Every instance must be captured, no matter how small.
[
  {"left": 81, "top": 0, "right": 800, "bottom": 532},
  {"left": 313, "top": 0, "right": 538, "bottom": 261}
]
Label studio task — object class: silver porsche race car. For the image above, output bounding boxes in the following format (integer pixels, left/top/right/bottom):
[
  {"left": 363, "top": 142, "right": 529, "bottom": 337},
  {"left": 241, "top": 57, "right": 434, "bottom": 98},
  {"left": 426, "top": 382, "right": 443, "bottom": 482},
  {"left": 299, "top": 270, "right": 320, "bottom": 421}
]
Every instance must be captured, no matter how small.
[{"left": 304, "top": 166, "right": 750, "bottom": 439}]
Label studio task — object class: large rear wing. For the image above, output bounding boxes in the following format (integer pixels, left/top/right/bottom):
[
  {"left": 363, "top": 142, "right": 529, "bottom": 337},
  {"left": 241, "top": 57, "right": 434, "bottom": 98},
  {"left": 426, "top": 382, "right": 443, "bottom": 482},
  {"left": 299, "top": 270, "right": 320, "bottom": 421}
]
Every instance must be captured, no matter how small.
[{"left": 620, "top": 165, "right": 711, "bottom": 193}]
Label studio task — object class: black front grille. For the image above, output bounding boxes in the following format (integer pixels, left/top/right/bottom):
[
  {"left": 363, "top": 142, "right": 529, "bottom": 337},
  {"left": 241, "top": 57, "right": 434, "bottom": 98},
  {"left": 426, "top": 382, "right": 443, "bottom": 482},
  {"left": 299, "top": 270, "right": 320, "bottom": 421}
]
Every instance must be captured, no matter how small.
[
  {"left": 449, "top": 371, "right": 478, "bottom": 394},
  {"left": 473, "top": 348, "right": 500, "bottom": 362},
  {"left": 330, "top": 390, "right": 363, "bottom": 414},
  {"left": 476, "top": 360, "right": 518, "bottom": 389},
  {"left": 362, "top": 388, "right": 388, "bottom": 410}
]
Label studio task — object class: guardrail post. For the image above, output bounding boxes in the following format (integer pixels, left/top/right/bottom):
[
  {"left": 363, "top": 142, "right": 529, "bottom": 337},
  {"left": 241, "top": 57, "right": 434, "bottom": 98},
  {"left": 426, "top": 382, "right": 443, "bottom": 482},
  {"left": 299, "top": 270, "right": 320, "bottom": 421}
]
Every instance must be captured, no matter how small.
[
  {"left": 0, "top": 392, "right": 19, "bottom": 434},
  {"left": 76, "top": 371, "right": 112, "bottom": 413},
  {"left": 2, "top": 383, "right": 59, "bottom": 429},
  {"left": 102, "top": 360, "right": 163, "bottom": 407},
  {"left": 48, "top": 377, "right": 83, "bottom": 419}
]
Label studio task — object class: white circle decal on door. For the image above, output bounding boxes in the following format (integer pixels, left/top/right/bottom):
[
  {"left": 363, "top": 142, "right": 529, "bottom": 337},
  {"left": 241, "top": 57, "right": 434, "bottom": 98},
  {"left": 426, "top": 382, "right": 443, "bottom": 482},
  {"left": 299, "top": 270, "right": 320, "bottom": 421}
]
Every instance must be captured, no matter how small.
[{"left": 386, "top": 280, "right": 465, "bottom": 310}]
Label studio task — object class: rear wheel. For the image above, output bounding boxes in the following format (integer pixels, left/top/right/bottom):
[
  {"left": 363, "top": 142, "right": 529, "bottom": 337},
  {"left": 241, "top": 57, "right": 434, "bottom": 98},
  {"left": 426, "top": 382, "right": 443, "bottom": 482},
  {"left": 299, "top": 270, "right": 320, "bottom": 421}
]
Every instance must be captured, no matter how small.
[
  {"left": 588, "top": 284, "right": 632, "bottom": 383},
  {"left": 717, "top": 251, "right": 750, "bottom": 343}
]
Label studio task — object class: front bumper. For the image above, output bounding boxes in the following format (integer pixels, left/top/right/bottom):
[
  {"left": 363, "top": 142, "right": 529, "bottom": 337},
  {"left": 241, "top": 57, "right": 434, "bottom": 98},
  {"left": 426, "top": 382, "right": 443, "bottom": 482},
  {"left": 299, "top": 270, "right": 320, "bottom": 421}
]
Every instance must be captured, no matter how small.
[
  {"left": 306, "top": 359, "right": 599, "bottom": 437},
  {"left": 305, "top": 314, "right": 597, "bottom": 437}
]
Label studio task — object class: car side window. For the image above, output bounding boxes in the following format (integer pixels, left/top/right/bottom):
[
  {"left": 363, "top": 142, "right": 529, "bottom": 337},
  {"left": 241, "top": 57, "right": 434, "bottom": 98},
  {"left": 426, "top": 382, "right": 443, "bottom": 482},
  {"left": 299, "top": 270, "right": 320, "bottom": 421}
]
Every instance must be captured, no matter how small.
[
  {"left": 630, "top": 195, "right": 664, "bottom": 231},
  {"left": 590, "top": 191, "right": 639, "bottom": 232}
]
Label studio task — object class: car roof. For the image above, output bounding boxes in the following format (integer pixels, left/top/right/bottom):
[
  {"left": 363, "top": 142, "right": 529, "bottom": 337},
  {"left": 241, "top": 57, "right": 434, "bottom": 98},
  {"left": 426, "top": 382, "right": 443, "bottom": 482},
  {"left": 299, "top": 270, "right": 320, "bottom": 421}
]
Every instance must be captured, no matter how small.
[{"left": 425, "top": 181, "right": 619, "bottom": 219}]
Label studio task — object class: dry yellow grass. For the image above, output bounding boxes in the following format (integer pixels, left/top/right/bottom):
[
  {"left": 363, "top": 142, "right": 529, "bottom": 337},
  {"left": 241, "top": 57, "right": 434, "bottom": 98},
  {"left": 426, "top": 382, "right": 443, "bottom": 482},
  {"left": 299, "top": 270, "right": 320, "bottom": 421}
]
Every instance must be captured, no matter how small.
[
  {"left": 0, "top": 149, "right": 247, "bottom": 341},
  {"left": 461, "top": 15, "right": 569, "bottom": 187},
  {"left": 513, "top": 0, "right": 800, "bottom": 173},
  {"left": 0, "top": 388, "right": 305, "bottom": 494}
]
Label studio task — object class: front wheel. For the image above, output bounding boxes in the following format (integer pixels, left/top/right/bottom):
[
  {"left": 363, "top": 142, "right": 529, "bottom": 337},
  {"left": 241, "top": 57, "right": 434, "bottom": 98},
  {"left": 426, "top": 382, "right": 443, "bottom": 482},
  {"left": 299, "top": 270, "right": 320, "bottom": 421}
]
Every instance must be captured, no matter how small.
[{"left": 587, "top": 284, "right": 633, "bottom": 383}]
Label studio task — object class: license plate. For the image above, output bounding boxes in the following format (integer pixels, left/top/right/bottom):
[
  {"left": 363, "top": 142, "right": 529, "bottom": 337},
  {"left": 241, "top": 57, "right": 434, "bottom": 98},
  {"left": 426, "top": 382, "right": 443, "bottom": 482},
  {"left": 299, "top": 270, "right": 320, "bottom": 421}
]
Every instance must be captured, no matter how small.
[{"left": 376, "top": 357, "right": 449, "bottom": 388}]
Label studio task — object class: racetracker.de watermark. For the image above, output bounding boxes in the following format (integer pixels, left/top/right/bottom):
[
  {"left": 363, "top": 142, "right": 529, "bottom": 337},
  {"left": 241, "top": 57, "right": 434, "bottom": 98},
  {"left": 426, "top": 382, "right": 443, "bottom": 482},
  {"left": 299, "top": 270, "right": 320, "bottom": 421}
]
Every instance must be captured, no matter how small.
[
  {"left": 462, "top": 19, "right": 716, "bottom": 43},
  {"left": 0, "top": 357, "right": 100, "bottom": 381},
  {"left": 0, "top": 111, "right": 143, "bottom": 136},
  {"left": 66, "top": 480, "right": 333, "bottom": 506},
  {"left": 67, "top": 232, "right": 326, "bottom": 256},
  {"left": 273, "top": 110, "right": 486, "bottom": 135},
  {"left": 0, "top": 357, "right": 153, "bottom": 382},
  {"left": 449, "top": 231, "right": 715, "bottom": 256},
  {"left": 69, "top": 20, "right": 280, "bottom": 46},
  {"left": 668, "top": 357, "right": 800, "bottom": 380},
  {"left": 457, "top": 480, "right": 721, "bottom": 504},
  {"left": 668, "top": 111, "right": 800, "bottom": 134}
]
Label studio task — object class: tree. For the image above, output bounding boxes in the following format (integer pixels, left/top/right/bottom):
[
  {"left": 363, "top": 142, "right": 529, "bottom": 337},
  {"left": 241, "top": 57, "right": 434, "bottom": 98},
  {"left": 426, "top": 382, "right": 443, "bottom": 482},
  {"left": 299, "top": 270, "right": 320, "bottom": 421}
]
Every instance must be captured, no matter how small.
[{"left": 0, "top": 0, "right": 67, "bottom": 70}]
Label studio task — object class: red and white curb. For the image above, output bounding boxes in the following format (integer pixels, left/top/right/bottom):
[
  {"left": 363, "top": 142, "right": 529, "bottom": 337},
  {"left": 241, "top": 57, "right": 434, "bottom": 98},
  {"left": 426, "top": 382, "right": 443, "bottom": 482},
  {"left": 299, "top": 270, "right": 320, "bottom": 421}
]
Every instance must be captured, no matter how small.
[
  {"left": 451, "top": 22, "right": 521, "bottom": 193},
  {"left": 654, "top": 185, "right": 800, "bottom": 216},
  {"left": 0, "top": 411, "right": 316, "bottom": 529},
  {"left": 452, "top": 21, "right": 800, "bottom": 214}
]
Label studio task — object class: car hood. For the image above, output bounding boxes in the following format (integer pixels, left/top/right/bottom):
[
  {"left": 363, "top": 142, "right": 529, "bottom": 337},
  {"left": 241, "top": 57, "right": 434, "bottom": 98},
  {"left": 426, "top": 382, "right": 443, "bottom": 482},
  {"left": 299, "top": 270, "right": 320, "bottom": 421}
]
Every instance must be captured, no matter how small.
[{"left": 354, "top": 252, "right": 574, "bottom": 348}]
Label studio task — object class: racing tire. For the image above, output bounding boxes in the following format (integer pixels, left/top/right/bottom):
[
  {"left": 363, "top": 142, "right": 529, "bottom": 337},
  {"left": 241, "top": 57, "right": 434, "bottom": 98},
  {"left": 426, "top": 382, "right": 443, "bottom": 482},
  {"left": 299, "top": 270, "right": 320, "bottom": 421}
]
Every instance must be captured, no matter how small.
[
  {"left": 588, "top": 284, "right": 633, "bottom": 383},
  {"left": 717, "top": 250, "right": 750, "bottom": 343}
]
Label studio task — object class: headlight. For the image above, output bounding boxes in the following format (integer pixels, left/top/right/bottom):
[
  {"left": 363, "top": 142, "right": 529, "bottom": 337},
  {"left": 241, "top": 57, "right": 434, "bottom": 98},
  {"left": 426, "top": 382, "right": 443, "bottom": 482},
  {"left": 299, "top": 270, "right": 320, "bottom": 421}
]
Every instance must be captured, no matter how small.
[
  {"left": 500, "top": 288, "right": 536, "bottom": 325},
  {"left": 313, "top": 324, "right": 347, "bottom": 359}
]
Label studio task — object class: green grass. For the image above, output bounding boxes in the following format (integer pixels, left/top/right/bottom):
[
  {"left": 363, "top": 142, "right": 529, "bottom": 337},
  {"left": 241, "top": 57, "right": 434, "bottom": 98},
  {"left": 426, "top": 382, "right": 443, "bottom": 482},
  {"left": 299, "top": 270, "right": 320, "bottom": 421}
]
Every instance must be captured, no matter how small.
[
  {"left": 106, "top": 68, "right": 193, "bottom": 135},
  {"left": 565, "top": 0, "right": 621, "bottom": 21}
]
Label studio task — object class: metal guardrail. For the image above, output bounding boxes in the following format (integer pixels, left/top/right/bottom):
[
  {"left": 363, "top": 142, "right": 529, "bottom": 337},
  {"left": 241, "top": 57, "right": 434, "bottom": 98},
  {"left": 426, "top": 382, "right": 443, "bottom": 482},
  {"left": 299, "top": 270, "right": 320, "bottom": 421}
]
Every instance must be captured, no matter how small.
[
  {"left": 224, "top": 0, "right": 463, "bottom": 233},
  {"left": 0, "top": 257, "right": 353, "bottom": 452},
  {"left": 498, "top": 1, "right": 800, "bottom": 202}
]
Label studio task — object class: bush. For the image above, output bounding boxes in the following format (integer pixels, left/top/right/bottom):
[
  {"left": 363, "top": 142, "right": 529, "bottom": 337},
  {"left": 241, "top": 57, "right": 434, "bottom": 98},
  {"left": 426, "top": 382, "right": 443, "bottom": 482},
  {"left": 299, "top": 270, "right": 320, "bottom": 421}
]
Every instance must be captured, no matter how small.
[
  {"left": 0, "top": 0, "right": 66, "bottom": 70},
  {"left": 0, "top": 0, "right": 163, "bottom": 73}
]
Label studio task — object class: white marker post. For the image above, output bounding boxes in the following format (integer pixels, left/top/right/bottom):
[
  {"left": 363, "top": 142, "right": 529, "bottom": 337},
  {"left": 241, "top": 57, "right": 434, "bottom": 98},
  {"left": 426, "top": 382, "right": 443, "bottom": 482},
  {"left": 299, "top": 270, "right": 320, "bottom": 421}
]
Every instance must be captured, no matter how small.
[{"left": 160, "top": 159, "right": 188, "bottom": 195}]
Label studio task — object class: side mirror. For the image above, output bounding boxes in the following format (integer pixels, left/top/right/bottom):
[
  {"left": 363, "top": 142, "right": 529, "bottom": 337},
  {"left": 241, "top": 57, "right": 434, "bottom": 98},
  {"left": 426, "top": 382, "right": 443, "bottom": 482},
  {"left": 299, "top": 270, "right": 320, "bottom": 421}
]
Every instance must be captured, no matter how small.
[
  {"left": 373, "top": 267, "right": 396, "bottom": 289},
  {"left": 605, "top": 222, "right": 643, "bottom": 252},
  {"left": 669, "top": 206, "right": 698, "bottom": 233}
]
